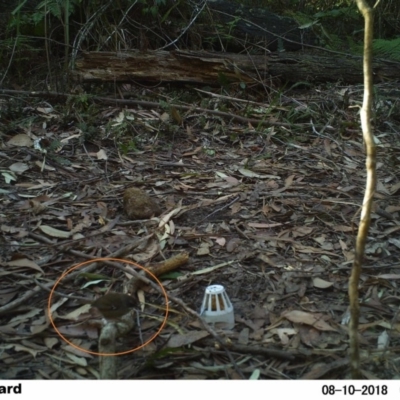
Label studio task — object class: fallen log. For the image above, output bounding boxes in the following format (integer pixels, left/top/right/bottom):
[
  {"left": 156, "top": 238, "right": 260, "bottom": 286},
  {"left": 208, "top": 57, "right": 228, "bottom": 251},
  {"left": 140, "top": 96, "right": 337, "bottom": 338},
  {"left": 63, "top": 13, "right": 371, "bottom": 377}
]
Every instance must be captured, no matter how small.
[{"left": 72, "top": 49, "right": 400, "bottom": 85}]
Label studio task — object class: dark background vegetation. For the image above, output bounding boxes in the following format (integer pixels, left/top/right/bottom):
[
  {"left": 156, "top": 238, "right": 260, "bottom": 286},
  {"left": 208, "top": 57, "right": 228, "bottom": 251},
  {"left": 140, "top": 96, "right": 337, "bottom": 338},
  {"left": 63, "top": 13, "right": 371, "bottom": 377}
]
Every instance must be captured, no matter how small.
[{"left": 1, "top": 0, "right": 400, "bottom": 90}]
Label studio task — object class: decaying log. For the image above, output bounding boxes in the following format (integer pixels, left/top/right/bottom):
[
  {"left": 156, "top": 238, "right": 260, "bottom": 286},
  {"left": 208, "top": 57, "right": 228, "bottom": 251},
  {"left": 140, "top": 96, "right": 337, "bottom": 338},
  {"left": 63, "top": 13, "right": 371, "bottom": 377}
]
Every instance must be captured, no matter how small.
[{"left": 73, "top": 49, "right": 400, "bottom": 85}]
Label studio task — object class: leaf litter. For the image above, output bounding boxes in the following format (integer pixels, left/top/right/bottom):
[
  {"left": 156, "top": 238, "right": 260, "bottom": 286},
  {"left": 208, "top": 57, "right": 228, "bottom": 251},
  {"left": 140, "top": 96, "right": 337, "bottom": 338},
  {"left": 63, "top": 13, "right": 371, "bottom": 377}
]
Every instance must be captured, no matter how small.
[{"left": 1, "top": 82, "right": 400, "bottom": 379}]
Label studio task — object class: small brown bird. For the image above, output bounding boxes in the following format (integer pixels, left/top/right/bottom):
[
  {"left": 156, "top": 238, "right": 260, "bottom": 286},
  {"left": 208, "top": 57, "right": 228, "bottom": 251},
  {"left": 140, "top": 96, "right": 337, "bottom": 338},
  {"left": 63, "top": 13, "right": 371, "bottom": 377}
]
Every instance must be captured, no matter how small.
[{"left": 91, "top": 293, "right": 137, "bottom": 320}]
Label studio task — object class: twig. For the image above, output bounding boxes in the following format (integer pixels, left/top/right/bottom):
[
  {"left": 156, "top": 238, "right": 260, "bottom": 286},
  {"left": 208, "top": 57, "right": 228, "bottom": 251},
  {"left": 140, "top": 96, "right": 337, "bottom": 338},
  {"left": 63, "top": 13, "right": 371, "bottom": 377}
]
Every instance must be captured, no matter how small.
[{"left": 198, "top": 196, "right": 239, "bottom": 223}]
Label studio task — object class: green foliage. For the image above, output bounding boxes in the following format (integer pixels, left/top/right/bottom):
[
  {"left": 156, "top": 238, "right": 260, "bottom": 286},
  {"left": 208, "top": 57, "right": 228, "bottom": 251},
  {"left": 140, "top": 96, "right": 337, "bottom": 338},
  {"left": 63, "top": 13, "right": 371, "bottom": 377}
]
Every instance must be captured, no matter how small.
[
  {"left": 373, "top": 38, "right": 400, "bottom": 61},
  {"left": 8, "top": 0, "right": 80, "bottom": 34},
  {"left": 66, "top": 93, "right": 91, "bottom": 113},
  {"left": 236, "top": 0, "right": 355, "bottom": 14},
  {"left": 33, "top": 0, "right": 81, "bottom": 22},
  {"left": 159, "top": 271, "right": 183, "bottom": 279},
  {"left": 314, "top": 6, "right": 359, "bottom": 21},
  {"left": 1, "top": 97, "right": 28, "bottom": 126},
  {"left": 347, "top": 37, "right": 400, "bottom": 61},
  {"left": 0, "top": 35, "right": 37, "bottom": 59},
  {"left": 119, "top": 140, "right": 138, "bottom": 155},
  {"left": 203, "top": 148, "right": 216, "bottom": 157},
  {"left": 41, "top": 138, "right": 71, "bottom": 166},
  {"left": 312, "top": 5, "right": 363, "bottom": 46},
  {"left": 204, "top": 16, "right": 241, "bottom": 51},
  {"left": 76, "top": 121, "right": 98, "bottom": 141},
  {"left": 105, "top": 110, "right": 139, "bottom": 154},
  {"left": 140, "top": 0, "right": 166, "bottom": 16},
  {"left": 64, "top": 94, "right": 102, "bottom": 142}
]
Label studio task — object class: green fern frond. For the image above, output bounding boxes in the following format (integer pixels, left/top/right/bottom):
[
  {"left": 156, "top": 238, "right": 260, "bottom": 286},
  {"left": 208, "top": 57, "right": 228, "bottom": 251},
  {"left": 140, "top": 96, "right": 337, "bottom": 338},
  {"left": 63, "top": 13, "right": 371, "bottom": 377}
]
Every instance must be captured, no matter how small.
[{"left": 373, "top": 38, "right": 400, "bottom": 62}]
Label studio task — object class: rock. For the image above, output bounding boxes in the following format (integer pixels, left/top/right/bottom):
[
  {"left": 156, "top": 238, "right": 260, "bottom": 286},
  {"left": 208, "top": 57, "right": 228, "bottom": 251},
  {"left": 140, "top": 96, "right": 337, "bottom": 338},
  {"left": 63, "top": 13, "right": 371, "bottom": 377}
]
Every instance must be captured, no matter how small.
[{"left": 123, "top": 187, "right": 162, "bottom": 220}]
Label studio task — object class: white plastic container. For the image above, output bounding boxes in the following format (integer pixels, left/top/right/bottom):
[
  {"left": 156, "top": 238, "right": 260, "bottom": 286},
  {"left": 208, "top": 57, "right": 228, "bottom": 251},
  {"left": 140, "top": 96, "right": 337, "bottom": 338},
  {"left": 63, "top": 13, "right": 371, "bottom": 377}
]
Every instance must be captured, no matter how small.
[{"left": 200, "top": 284, "right": 234, "bottom": 329}]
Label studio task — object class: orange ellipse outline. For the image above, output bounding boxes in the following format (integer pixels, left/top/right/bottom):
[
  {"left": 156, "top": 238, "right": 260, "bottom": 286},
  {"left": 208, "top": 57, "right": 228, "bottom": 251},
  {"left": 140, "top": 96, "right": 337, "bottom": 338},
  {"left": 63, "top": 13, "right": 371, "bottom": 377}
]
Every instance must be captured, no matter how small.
[{"left": 48, "top": 257, "right": 169, "bottom": 356}]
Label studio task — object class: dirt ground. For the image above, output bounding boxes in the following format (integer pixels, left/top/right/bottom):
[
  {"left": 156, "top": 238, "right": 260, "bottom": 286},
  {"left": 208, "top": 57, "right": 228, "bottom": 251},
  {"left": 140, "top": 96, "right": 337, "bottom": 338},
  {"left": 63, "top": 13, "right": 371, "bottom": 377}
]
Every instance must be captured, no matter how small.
[{"left": 1, "top": 83, "right": 400, "bottom": 379}]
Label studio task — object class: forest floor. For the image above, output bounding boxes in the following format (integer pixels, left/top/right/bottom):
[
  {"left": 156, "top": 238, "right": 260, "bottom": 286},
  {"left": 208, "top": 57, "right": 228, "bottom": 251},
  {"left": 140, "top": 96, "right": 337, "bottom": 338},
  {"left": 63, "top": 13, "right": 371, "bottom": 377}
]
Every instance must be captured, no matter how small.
[{"left": 1, "top": 81, "right": 400, "bottom": 379}]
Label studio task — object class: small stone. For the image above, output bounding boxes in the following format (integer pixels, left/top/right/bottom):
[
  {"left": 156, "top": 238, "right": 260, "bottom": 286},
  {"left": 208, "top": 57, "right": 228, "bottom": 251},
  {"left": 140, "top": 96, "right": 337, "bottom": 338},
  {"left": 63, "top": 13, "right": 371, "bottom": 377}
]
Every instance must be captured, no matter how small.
[{"left": 123, "top": 187, "right": 162, "bottom": 220}]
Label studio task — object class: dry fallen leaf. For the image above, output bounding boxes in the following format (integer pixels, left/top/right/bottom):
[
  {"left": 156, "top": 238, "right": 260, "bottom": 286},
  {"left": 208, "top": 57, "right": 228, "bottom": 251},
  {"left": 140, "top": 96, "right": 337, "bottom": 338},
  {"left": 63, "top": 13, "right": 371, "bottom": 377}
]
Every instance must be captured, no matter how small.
[
  {"left": 238, "top": 168, "right": 279, "bottom": 179},
  {"left": 59, "top": 304, "right": 92, "bottom": 320},
  {"left": 313, "top": 277, "right": 334, "bottom": 289},
  {"left": 7, "top": 134, "right": 33, "bottom": 147},
  {"left": 65, "top": 353, "right": 88, "bottom": 367},
  {"left": 197, "top": 242, "right": 210, "bottom": 256},
  {"left": 9, "top": 162, "right": 30, "bottom": 174},
  {"left": 214, "top": 237, "right": 226, "bottom": 246},
  {"left": 166, "top": 330, "right": 209, "bottom": 348},
  {"left": 7, "top": 258, "right": 44, "bottom": 274},
  {"left": 39, "top": 225, "right": 71, "bottom": 238},
  {"left": 44, "top": 337, "right": 59, "bottom": 349},
  {"left": 5, "top": 344, "right": 43, "bottom": 358},
  {"left": 96, "top": 149, "right": 108, "bottom": 160},
  {"left": 271, "top": 327, "right": 297, "bottom": 344},
  {"left": 283, "top": 310, "right": 337, "bottom": 332}
]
